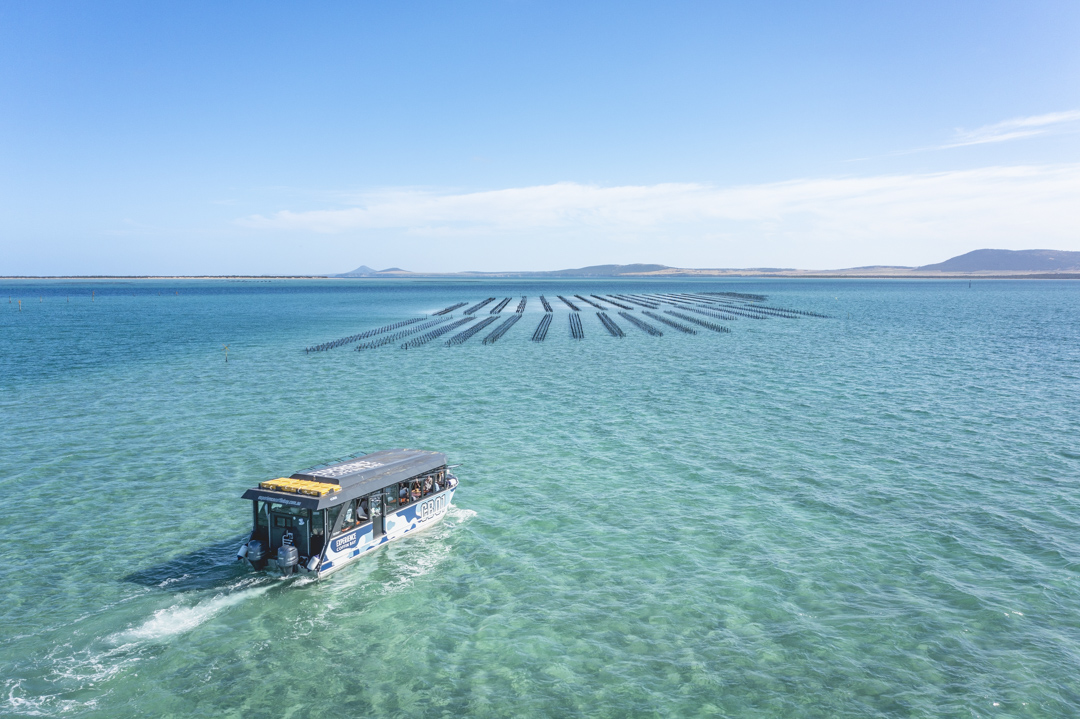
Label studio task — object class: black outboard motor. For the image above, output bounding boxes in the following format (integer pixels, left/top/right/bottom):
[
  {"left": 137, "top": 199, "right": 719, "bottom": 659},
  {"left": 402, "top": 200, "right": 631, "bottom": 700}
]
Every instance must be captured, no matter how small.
[{"left": 276, "top": 544, "right": 299, "bottom": 577}]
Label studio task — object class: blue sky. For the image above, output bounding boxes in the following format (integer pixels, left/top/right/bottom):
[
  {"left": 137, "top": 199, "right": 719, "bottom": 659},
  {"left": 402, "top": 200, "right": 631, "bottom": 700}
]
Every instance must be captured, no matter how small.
[{"left": 2, "top": 1, "right": 1079, "bottom": 274}]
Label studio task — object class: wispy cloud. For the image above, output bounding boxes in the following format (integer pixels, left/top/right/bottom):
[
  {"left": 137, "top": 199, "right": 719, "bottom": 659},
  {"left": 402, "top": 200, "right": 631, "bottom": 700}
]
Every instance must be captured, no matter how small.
[
  {"left": 943, "top": 109, "right": 1080, "bottom": 148},
  {"left": 236, "top": 165, "right": 1080, "bottom": 270}
]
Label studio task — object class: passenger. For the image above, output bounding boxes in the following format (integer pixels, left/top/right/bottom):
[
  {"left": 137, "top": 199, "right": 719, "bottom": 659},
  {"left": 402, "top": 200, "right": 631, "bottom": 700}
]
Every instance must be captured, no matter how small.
[
  {"left": 423, "top": 477, "right": 434, "bottom": 495},
  {"left": 358, "top": 498, "right": 369, "bottom": 519},
  {"left": 341, "top": 504, "right": 356, "bottom": 531},
  {"left": 399, "top": 485, "right": 409, "bottom": 504},
  {"left": 411, "top": 485, "right": 422, "bottom": 502}
]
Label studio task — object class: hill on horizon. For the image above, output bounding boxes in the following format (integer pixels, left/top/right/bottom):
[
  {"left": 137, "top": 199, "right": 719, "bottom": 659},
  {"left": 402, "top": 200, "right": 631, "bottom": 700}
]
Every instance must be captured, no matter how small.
[
  {"left": 918, "top": 249, "right": 1080, "bottom": 272},
  {"left": 335, "top": 265, "right": 410, "bottom": 277},
  {"left": 328, "top": 251, "right": 1080, "bottom": 278},
  {"left": 535, "top": 263, "right": 669, "bottom": 277},
  {"left": 334, "top": 262, "right": 670, "bottom": 277}
]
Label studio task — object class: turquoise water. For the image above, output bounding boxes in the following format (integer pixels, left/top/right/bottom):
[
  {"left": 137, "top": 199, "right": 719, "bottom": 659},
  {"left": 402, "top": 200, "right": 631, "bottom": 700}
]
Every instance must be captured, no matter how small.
[{"left": 2, "top": 278, "right": 1079, "bottom": 718}]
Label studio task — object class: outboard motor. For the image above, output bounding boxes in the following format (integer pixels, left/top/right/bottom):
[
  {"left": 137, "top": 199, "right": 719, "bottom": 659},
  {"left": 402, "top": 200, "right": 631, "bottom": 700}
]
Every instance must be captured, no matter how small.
[
  {"left": 245, "top": 539, "right": 266, "bottom": 568},
  {"left": 276, "top": 544, "right": 299, "bottom": 576}
]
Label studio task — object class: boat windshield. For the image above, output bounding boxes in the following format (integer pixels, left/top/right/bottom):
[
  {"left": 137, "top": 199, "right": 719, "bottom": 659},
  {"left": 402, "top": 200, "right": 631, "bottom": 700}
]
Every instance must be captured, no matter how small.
[{"left": 270, "top": 503, "right": 308, "bottom": 516}]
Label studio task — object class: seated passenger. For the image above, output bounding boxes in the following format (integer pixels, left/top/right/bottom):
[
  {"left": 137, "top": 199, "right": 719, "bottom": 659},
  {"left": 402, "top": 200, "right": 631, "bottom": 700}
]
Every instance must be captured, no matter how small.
[
  {"left": 340, "top": 505, "right": 356, "bottom": 532},
  {"left": 399, "top": 486, "right": 409, "bottom": 503},
  {"left": 423, "top": 477, "right": 434, "bottom": 495},
  {"left": 411, "top": 486, "right": 422, "bottom": 502},
  {"left": 358, "top": 498, "right": 369, "bottom": 520}
]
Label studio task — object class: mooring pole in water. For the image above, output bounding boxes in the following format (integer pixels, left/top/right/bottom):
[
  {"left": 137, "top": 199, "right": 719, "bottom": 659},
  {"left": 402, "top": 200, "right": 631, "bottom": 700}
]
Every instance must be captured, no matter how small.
[
  {"left": 18, "top": 300, "right": 21, "bottom": 311},
  {"left": 223, "top": 345, "right": 229, "bottom": 362}
]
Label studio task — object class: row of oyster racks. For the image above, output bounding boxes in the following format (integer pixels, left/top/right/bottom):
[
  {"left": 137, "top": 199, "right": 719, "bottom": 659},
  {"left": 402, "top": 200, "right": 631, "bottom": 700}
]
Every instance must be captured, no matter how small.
[{"left": 257, "top": 477, "right": 341, "bottom": 497}]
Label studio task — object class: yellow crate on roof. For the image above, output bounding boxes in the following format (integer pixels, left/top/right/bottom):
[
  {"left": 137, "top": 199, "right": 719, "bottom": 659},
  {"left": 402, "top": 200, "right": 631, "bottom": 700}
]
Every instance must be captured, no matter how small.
[
  {"left": 258, "top": 478, "right": 339, "bottom": 496},
  {"left": 297, "top": 480, "right": 340, "bottom": 496},
  {"left": 259, "top": 478, "right": 297, "bottom": 492}
]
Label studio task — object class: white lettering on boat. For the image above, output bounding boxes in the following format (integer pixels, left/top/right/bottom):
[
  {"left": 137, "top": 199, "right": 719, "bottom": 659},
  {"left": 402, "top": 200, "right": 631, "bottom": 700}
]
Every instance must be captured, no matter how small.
[
  {"left": 418, "top": 495, "right": 447, "bottom": 523},
  {"left": 331, "top": 531, "right": 359, "bottom": 553},
  {"left": 258, "top": 495, "right": 303, "bottom": 506},
  {"left": 310, "top": 459, "right": 384, "bottom": 479}
]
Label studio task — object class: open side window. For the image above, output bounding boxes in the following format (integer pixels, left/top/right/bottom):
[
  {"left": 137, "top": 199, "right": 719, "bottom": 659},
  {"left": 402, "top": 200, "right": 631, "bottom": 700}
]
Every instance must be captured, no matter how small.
[
  {"left": 329, "top": 497, "right": 375, "bottom": 537},
  {"left": 421, "top": 475, "right": 436, "bottom": 497},
  {"left": 399, "top": 478, "right": 423, "bottom": 506}
]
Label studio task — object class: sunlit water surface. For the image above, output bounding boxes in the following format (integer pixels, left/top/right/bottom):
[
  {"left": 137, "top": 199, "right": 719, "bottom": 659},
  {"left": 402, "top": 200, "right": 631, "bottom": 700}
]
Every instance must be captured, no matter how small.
[{"left": 2, "top": 278, "right": 1079, "bottom": 718}]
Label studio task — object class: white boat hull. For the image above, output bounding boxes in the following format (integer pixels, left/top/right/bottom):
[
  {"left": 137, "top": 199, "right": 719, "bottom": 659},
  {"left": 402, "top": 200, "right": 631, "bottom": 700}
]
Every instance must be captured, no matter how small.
[{"left": 314, "top": 485, "right": 456, "bottom": 577}]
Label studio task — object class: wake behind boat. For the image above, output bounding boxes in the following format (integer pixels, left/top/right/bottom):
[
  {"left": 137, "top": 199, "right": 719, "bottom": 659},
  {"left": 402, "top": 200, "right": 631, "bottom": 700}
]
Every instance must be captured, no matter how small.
[{"left": 238, "top": 449, "right": 458, "bottom": 578}]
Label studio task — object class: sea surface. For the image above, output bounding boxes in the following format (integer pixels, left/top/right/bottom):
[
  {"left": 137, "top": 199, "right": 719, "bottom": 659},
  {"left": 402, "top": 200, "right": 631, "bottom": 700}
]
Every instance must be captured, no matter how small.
[{"left": 1, "top": 278, "right": 1079, "bottom": 718}]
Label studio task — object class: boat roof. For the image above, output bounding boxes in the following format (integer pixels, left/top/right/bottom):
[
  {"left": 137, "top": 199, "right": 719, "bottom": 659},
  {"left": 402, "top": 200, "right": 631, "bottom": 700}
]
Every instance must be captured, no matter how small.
[{"left": 241, "top": 449, "right": 447, "bottom": 510}]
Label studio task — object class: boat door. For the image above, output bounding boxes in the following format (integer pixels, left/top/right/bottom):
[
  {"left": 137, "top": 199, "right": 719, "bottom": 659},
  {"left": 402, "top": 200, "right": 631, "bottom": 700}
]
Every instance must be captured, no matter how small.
[
  {"left": 269, "top": 506, "right": 312, "bottom": 557},
  {"left": 369, "top": 493, "right": 384, "bottom": 539}
]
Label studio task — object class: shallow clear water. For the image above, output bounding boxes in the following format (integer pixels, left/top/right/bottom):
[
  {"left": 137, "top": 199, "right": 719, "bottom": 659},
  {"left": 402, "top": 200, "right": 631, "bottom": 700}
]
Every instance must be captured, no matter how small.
[{"left": 1, "top": 278, "right": 1079, "bottom": 718}]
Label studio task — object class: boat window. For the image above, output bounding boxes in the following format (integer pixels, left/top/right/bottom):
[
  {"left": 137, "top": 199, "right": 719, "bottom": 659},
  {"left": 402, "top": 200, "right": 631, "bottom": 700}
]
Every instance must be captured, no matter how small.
[
  {"left": 256, "top": 501, "right": 270, "bottom": 528},
  {"left": 398, "top": 479, "right": 422, "bottom": 506},
  {"left": 327, "top": 504, "right": 344, "bottom": 535},
  {"left": 384, "top": 484, "right": 400, "bottom": 510},
  {"left": 311, "top": 511, "right": 326, "bottom": 556},
  {"left": 343, "top": 502, "right": 360, "bottom": 531},
  {"left": 270, "top": 503, "right": 308, "bottom": 517}
]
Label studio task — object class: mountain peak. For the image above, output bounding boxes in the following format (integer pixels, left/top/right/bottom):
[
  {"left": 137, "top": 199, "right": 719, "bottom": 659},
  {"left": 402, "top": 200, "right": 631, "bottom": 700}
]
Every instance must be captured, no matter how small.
[
  {"left": 334, "top": 265, "right": 411, "bottom": 277},
  {"left": 339, "top": 265, "right": 377, "bottom": 276}
]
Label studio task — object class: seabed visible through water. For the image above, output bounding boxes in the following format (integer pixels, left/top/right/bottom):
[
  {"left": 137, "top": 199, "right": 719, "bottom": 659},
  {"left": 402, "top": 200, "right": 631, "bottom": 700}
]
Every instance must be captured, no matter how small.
[{"left": 2, "top": 277, "right": 1079, "bottom": 718}]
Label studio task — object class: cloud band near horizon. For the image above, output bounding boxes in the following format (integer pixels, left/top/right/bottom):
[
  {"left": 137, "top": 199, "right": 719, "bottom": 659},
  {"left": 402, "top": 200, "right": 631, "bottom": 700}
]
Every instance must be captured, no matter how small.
[{"left": 235, "top": 164, "right": 1080, "bottom": 270}]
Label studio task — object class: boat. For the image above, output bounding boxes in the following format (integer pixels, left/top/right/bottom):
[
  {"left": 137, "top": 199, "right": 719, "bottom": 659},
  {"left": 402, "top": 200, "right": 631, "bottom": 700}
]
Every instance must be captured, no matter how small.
[{"left": 237, "top": 449, "right": 458, "bottom": 577}]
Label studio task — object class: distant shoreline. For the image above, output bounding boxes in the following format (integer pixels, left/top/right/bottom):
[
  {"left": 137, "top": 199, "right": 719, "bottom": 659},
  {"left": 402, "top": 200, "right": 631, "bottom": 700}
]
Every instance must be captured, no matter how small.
[{"left": 3, "top": 272, "right": 1080, "bottom": 280}]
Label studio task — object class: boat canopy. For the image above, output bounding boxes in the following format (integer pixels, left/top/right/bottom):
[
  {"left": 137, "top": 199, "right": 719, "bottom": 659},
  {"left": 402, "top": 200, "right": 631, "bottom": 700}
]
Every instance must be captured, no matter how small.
[{"left": 241, "top": 449, "right": 447, "bottom": 510}]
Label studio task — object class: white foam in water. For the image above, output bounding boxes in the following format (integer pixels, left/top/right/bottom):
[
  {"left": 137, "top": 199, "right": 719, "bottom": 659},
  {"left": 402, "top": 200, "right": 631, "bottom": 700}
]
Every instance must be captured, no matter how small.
[
  {"left": 114, "top": 582, "right": 271, "bottom": 644},
  {"left": 448, "top": 506, "right": 477, "bottom": 523},
  {"left": 2, "top": 581, "right": 275, "bottom": 717},
  {"left": 157, "top": 573, "right": 192, "bottom": 588}
]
